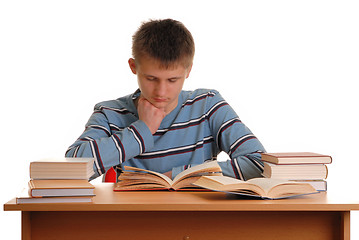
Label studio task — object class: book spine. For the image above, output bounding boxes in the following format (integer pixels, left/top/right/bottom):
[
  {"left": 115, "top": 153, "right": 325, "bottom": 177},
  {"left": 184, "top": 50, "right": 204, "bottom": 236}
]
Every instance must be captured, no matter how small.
[
  {"left": 27, "top": 181, "right": 34, "bottom": 197},
  {"left": 325, "top": 165, "right": 328, "bottom": 179}
]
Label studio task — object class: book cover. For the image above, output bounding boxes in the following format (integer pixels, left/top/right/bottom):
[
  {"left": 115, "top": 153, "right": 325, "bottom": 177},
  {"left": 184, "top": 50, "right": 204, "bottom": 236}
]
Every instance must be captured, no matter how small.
[
  {"left": 261, "top": 152, "right": 332, "bottom": 165},
  {"left": 16, "top": 188, "right": 93, "bottom": 204},
  {"left": 30, "top": 157, "right": 95, "bottom": 180},
  {"left": 262, "top": 162, "right": 328, "bottom": 180},
  {"left": 28, "top": 179, "right": 95, "bottom": 197}
]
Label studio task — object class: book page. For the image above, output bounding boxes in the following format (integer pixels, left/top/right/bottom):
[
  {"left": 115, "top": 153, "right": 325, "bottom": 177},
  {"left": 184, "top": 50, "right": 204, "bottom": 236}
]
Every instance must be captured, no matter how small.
[
  {"left": 193, "top": 176, "right": 265, "bottom": 196},
  {"left": 123, "top": 166, "right": 173, "bottom": 185},
  {"left": 195, "top": 176, "right": 317, "bottom": 199},
  {"left": 172, "top": 172, "right": 222, "bottom": 190},
  {"left": 118, "top": 172, "right": 170, "bottom": 186},
  {"left": 247, "top": 178, "right": 291, "bottom": 193},
  {"left": 172, "top": 161, "right": 221, "bottom": 184},
  {"left": 247, "top": 178, "right": 317, "bottom": 198}
]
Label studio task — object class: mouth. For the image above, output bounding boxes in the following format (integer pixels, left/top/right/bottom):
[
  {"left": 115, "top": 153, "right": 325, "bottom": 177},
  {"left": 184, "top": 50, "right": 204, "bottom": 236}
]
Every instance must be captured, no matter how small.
[{"left": 153, "top": 97, "right": 167, "bottom": 103}]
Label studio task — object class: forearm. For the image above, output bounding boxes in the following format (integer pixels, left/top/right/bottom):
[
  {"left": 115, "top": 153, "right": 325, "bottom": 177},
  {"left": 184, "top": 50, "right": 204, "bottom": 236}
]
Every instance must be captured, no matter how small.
[
  {"left": 207, "top": 90, "right": 266, "bottom": 180},
  {"left": 66, "top": 120, "right": 154, "bottom": 179},
  {"left": 218, "top": 152, "right": 264, "bottom": 180}
]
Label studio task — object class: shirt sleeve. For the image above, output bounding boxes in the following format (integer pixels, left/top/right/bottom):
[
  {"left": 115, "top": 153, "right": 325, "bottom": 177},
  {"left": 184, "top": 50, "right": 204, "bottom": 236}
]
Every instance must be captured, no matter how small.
[
  {"left": 169, "top": 90, "right": 266, "bottom": 180},
  {"left": 65, "top": 103, "right": 154, "bottom": 179},
  {"left": 208, "top": 90, "right": 266, "bottom": 180}
]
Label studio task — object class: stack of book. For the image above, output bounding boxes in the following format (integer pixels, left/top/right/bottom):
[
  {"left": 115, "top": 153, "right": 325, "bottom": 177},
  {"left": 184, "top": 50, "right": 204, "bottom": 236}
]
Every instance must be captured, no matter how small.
[
  {"left": 17, "top": 157, "right": 96, "bottom": 203},
  {"left": 261, "top": 152, "right": 332, "bottom": 192}
]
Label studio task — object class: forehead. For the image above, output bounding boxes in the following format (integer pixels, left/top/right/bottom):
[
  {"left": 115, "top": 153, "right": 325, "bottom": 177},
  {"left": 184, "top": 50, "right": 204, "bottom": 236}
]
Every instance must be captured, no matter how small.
[
  {"left": 137, "top": 56, "right": 188, "bottom": 76},
  {"left": 137, "top": 52, "right": 191, "bottom": 67}
]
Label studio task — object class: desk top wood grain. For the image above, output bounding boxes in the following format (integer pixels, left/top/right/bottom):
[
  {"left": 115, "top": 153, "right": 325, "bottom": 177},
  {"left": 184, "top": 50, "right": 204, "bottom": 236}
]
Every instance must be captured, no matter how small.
[{"left": 4, "top": 183, "right": 359, "bottom": 212}]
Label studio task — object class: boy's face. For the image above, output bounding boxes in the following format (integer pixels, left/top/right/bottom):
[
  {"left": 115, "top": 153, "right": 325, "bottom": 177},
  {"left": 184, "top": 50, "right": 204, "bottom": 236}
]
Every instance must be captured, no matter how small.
[{"left": 129, "top": 56, "right": 192, "bottom": 114}]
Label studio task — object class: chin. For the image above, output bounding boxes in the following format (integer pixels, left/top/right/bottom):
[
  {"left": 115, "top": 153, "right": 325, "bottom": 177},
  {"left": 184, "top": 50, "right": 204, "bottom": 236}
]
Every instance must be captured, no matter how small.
[{"left": 153, "top": 103, "right": 168, "bottom": 109}]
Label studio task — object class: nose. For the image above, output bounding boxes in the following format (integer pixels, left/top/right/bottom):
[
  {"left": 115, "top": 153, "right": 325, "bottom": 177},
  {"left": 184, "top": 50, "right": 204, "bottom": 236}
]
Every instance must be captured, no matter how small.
[{"left": 155, "top": 80, "right": 167, "bottom": 96}]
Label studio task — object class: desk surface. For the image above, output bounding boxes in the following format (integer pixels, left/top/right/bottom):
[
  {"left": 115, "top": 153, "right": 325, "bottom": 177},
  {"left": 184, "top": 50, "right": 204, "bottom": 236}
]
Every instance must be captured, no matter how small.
[{"left": 4, "top": 183, "right": 359, "bottom": 212}]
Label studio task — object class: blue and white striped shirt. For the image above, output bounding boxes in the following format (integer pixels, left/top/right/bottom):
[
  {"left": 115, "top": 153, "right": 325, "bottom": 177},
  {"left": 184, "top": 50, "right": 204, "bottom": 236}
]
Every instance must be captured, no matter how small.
[{"left": 66, "top": 89, "right": 265, "bottom": 180}]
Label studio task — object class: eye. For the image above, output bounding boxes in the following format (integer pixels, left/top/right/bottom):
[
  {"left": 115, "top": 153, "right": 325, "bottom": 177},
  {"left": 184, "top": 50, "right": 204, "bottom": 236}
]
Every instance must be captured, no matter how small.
[
  {"left": 168, "top": 78, "right": 179, "bottom": 83},
  {"left": 146, "top": 77, "right": 156, "bottom": 81}
]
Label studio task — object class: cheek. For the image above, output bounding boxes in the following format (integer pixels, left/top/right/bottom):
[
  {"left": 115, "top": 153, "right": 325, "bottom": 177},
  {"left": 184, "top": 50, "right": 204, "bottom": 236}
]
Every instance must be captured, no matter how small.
[
  {"left": 137, "top": 78, "right": 148, "bottom": 93},
  {"left": 169, "top": 83, "right": 184, "bottom": 99},
  {"left": 138, "top": 81, "right": 155, "bottom": 100},
  {"left": 174, "top": 80, "right": 185, "bottom": 92},
  {"left": 137, "top": 77, "right": 144, "bottom": 88}
]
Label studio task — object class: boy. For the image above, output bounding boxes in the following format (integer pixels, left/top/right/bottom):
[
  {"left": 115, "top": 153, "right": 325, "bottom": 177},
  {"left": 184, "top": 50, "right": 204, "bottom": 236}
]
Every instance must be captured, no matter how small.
[{"left": 65, "top": 19, "right": 265, "bottom": 181}]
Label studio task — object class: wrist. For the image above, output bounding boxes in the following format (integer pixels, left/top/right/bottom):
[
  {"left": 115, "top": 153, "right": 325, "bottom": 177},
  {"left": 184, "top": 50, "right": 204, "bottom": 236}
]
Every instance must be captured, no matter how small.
[{"left": 130, "top": 120, "right": 155, "bottom": 153}]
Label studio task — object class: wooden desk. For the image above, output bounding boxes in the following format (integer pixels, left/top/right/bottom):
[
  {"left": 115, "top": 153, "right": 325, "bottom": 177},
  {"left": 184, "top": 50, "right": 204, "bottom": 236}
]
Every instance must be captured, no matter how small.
[{"left": 4, "top": 183, "right": 359, "bottom": 240}]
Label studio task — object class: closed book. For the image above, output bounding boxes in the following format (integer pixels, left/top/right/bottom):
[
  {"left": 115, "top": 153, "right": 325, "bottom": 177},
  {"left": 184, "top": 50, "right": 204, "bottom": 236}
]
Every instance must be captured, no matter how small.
[
  {"left": 291, "top": 180, "right": 327, "bottom": 192},
  {"left": 28, "top": 179, "right": 95, "bottom": 197},
  {"left": 261, "top": 152, "right": 332, "bottom": 165},
  {"left": 30, "top": 157, "right": 95, "bottom": 180},
  {"left": 262, "top": 162, "right": 328, "bottom": 180},
  {"left": 16, "top": 188, "right": 93, "bottom": 204}
]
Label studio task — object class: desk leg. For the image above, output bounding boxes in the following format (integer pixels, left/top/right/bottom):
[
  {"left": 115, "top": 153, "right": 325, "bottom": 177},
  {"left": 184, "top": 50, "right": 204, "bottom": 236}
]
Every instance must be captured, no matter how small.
[
  {"left": 22, "top": 212, "right": 31, "bottom": 240},
  {"left": 341, "top": 211, "right": 350, "bottom": 240}
]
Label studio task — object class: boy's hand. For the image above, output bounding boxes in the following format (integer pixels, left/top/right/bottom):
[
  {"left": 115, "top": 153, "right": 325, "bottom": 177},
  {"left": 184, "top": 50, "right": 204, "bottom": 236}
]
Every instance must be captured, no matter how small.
[{"left": 137, "top": 97, "right": 166, "bottom": 134}]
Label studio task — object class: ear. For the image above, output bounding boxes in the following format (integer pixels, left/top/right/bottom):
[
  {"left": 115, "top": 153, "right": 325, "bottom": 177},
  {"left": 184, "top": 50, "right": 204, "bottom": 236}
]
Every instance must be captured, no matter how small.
[
  {"left": 128, "top": 58, "right": 137, "bottom": 74},
  {"left": 186, "top": 63, "right": 193, "bottom": 78}
]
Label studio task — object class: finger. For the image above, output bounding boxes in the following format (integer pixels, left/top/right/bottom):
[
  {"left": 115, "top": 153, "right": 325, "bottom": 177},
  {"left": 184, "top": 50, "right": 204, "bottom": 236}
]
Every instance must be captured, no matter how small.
[{"left": 137, "top": 97, "right": 150, "bottom": 108}]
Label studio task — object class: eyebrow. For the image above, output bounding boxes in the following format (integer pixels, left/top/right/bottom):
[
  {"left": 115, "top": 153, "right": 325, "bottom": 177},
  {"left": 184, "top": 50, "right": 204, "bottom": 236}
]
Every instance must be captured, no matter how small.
[
  {"left": 144, "top": 74, "right": 182, "bottom": 80},
  {"left": 168, "top": 76, "right": 182, "bottom": 80},
  {"left": 144, "top": 74, "right": 157, "bottom": 78}
]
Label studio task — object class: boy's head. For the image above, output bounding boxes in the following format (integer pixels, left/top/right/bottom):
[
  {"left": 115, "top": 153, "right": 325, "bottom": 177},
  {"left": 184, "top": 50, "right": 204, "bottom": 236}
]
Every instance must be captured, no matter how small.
[
  {"left": 131, "top": 19, "right": 195, "bottom": 69},
  {"left": 129, "top": 19, "right": 195, "bottom": 114}
]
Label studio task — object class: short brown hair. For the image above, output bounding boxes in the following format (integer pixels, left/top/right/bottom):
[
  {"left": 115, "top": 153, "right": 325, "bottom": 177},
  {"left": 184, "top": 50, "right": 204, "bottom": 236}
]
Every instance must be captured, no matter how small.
[{"left": 132, "top": 19, "right": 195, "bottom": 69}]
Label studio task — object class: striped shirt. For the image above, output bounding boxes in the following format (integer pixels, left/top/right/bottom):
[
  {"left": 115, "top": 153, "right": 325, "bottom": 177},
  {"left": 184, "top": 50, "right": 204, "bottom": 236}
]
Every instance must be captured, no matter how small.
[{"left": 65, "top": 89, "right": 266, "bottom": 180}]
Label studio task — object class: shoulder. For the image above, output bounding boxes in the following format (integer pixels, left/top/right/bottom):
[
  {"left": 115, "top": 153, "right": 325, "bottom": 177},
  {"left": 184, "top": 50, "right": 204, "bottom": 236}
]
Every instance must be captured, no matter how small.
[
  {"left": 180, "top": 88, "right": 224, "bottom": 106},
  {"left": 88, "top": 94, "right": 136, "bottom": 126},
  {"left": 181, "top": 88, "right": 221, "bottom": 101},
  {"left": 94, "top": 93, "right": 133, "bottom": 112}
]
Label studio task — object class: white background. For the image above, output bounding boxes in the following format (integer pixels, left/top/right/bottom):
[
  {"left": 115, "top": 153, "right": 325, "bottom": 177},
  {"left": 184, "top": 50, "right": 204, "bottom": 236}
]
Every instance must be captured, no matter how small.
[{"left": 1, "top": 0, "right": 358, "bottom": 238}]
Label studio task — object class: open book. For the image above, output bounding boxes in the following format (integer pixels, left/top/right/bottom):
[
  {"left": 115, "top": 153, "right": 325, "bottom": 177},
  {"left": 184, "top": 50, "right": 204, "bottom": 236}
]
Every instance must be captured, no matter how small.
[
  {"left": 193, "top": 175, "right": 318, "bottom": 199},
  {"left": 114, "top": 161, "right": 222, "bottom": 191}
]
